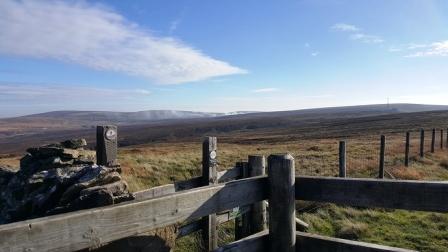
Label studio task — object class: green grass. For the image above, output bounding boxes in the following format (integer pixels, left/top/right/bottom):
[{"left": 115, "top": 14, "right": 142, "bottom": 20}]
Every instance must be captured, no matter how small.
[
  {"left": 3, "top": 134, "right": 448, "bottom": 251},
  {"left": 299, "top": 204, "right": 448, "bottom": 252}
]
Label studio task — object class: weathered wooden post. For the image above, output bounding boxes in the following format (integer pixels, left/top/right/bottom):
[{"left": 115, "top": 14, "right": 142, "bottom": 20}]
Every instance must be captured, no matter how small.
[
  {"left": 405, "top": 132, "right": 410, "bottom": 167},
  {"left": 431, "top": 128, "right": 436, "bottom": 153},
  {"left": 446, "top": 128, "right": 448, "bottom": 150},
  {"left": 235, "top": 161, "right": 250, "bottom": 240},
  {"left": 248, "top": 155, "right": 267, "bottom": 233},
  {"left": 441, "top": 129, "right": 444, "bottom": 150},
  {"left": 339, "top": 141, "right": 346, "bottom": 177},
  {"left": 420, "top": 129, "right": 425, "bottom": 158},
  {"left": 96, "top": 125, "right": 118, "bottom": 166},
  {"left": 379, "top": 135, "right": 385, "bottom": 179},
  {"left": 202, "top": 137, "right": 218, "bottom": 251},
  {"left": 268, "top": 154, "right": 295, "bottom": 252}
]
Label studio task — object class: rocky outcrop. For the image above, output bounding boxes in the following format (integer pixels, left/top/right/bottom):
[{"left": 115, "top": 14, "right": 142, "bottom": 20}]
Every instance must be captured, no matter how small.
[{"left": 0, "top": 139, "right": 134, "bottom": 224}]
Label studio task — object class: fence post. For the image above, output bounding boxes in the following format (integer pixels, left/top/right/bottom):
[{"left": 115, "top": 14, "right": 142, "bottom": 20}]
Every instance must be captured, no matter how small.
[
  {"left": 268, "top": 154, "right": 295, "bottom": 252},
  {"left": 441, "top": 129, "right": 444, "bottom": 150},
  {"left": 431, "top": 128, "right": 436, "bottom": 153},
  {"left": 248, "top": 155, "right": 267, "bottom": 234},
  {"left": 405, "top": 132, "right": 410, "bottom": 167},
  {"left": 339, "top": 141, "right": 346, "bottom": 177},
  {"left": 446, "top": 128, "right": 448, "bottom": 150},
  {"left": 235, "top": 161, "right": 250, "bottom": 240},
  {"left": 202, "top": 137, "right": 218, "bottom": 251},
  {"left": 96, "top": 125, "right": 118, "bottom": 166},
  {"left": 379, "top": 135, "right": 385, "bottom": 179},
  {"left": 420, "top": 129, "right": 425, "bottom": 158}
]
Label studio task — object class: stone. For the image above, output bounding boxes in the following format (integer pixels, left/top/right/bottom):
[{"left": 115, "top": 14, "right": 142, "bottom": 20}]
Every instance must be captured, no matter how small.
[
  {"left": 0, "top": 139, "right": 134, "bottom": 224},
  {"left": 61, "top": 139, "right": 87, "bottom": 149},
  {"left": 0, "top": 166, "right": 15, "bottom": 186}
]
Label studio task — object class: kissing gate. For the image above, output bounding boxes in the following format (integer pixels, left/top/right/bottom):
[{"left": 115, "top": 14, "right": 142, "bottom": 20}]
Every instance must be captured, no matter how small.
[{"left": 0, "top": 133, "right": 448, "bottom": 251}]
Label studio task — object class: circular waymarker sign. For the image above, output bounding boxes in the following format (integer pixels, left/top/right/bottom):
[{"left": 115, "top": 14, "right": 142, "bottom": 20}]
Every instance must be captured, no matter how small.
[
  {"left": 209, "top": 151, "right": 217, "bottom": 159},
  {"left": 105, "top": 128, "right": 117, "bottom": 140}
]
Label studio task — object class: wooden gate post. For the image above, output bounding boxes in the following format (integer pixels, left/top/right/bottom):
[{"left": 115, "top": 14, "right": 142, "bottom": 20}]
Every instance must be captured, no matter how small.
[
  {"left": 248, "top": 155, "right": 267, "bottom": 233},
  {"left": 431, "top": 129, "right": 436, "bottom": 153},
  {"left": 202, "top": 137, "right": 218, "bottom": 251},
  {"left": 96, "top": 125, "right": 118, "bottom": 166},
  {"left": 235, "top": 161, "right": 250, "bottom": 240},
  {"left": 268, "top": 154, "right": 295, "bottom": 252},
  {"left": 405, "top": 132, "right": 410, "bottom": 167},
  {"left": 339, "top": 141, "right": 346, "bottom": 178},
  {"left": 379, "top": 135, "right": 386, "bottom": 179},
  {"left": 420, "top": 129, "right": 425, "bottom": 158}
]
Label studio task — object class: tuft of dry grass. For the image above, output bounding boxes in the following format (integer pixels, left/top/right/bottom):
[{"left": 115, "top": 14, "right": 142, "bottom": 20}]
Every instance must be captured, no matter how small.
[
  {"left": 390, "top": 166, "right": 423, "bottom": 180},
  {"left": 440, "top": 159, "right": 448, "bottom": 169},
  {"left": 335, "top": 219, "right": 369, "bottom": 240}
]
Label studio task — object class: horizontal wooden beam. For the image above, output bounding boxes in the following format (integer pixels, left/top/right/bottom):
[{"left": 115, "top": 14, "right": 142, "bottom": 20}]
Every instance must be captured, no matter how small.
[
  {"left": 296, "top": 176, "right": 448, "bottom": 212},
  {"left": 134, "top": 170, "right": 240, "bottom": 202},
  {"left": 133, "top": 184, "right": 176, "bottom": 200},
  {"left": 213, "top": 231, "right": 414, "bottom": 252},
  {"left": 177, "top": 206, "right": 250, "bottom": 239},
  {"left": 217, "top": 166, "right": 241, "bottom": 183},
  {"left": 174, "top": 176, "right": 202, "bottom": 191},
  {"left": 213, "top": 230, "right": 268, "bottom": 252},
  {"left": 296, "top": 232, "right": 416, "bottom": 252},
  {"left": 0, "top": 176, "right": 268, "bottom": 252},
  {"left": 134, "top": 176, "right": 203, "bottom": 201}
]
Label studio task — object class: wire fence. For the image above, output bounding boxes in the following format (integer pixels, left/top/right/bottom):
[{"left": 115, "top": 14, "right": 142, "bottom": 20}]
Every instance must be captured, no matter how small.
[{"left": 295, "top": 128, "right": 448, "bottom": 179}]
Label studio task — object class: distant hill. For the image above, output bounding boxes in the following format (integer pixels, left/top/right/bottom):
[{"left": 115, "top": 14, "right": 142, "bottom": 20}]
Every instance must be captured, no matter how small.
[
  {"left": 1, "top": 103, "right": 448, "bottom": 154},
  {"left": 24, "top": 110, "right": 225, "bottom": 123},
  {"left": 0, "top": 110, "right": 255, "bottom": 139},
  {"left": 229, "top": 104, "right": 448, "bottom": 119}
]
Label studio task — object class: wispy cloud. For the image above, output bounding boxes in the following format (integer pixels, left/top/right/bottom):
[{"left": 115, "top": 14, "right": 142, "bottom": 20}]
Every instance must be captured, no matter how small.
[
  {"left": 0, "top": 0, "right": 246, "bottom": 85},
  {"left": 252, "top": 88, "right": 279, "bottom": 93},
  {"left": 0, "top": 83, "right": 151, "bottom": 100},
  {"left": 331, "top": 23, "right": 360, "bottom": 32},
  {"left": 304, "top": 43, "right": 320, "bottom": 56},
  {"left": 331, "top": 23, "right": 383, "bottom": 44},
  {"left": 350, "top": 33, "right": 384, "bottom": 44},
  {"left": 405, "top": 41, "right": 448, "bottom": 57}
]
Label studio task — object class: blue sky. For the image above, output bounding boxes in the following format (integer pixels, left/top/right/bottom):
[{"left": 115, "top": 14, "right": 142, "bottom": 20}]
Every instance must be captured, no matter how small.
[{"left": 1, "top": 0, "right": 448, "bottom": 117}]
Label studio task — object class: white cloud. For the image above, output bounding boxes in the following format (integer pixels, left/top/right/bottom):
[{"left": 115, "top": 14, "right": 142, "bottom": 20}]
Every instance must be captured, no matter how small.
[
  {"left": 350, "top": 33, "right": 384, "bottom": 44},
  {"left": 405, "top": 41, "right": 448, "bottom": 57},
  {"left": 0, "top": 83, "right": 151, "bottom": 100},
  {"left": 407, "top": 43, "right": 429, "bottom": 50},
  {"left": 331, "top": 23, "right": 383, "bottom": 44},
  {"left": 0, "top": 0, "right": 246, "bottom": 84},
  {"left": 311, "top": 51, "right": 320, "bottom": 57},
  {"left": 331, "top": 23, "right": 360, "bottom": 32},
  {"left": 252, "top": 88, "right": 279, "bottom": 93}
]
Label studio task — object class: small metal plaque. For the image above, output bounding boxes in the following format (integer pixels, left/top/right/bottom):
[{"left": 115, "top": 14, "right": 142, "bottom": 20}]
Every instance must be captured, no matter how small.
[
  {"left": 105, "top": 128, "right": 117, "bottom": 140},
  {"left": 210, "top": 150, "right": 217, "bottom": 159}
]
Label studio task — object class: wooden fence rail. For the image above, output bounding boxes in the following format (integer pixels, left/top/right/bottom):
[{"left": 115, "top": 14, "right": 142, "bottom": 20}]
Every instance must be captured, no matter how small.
[
  {"left": 215, "top": 230, "right": 417, "bottom": 252},
  {"left": 296, "top": 176, "right": 448, "bottom": 212},
  {"left": 2, "top": 173, "right": 448, "bottom": 251},
  {"left": 0, "top": 176, "right": 267, "bottom": 252}
]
